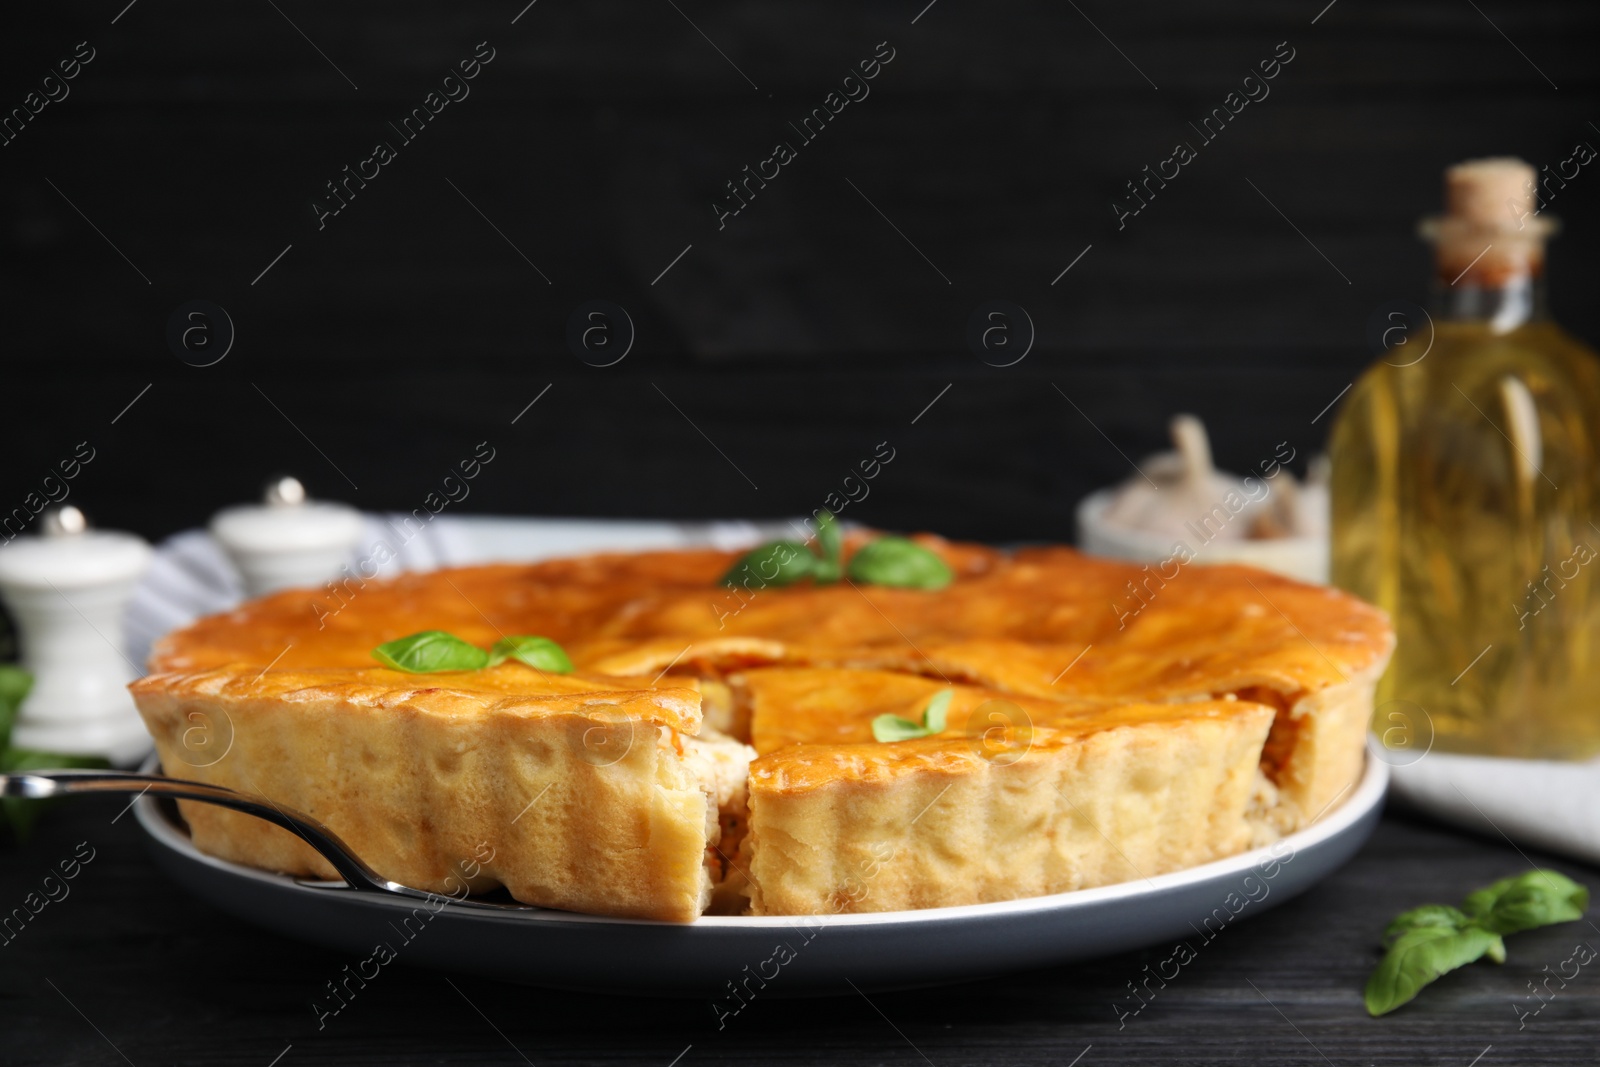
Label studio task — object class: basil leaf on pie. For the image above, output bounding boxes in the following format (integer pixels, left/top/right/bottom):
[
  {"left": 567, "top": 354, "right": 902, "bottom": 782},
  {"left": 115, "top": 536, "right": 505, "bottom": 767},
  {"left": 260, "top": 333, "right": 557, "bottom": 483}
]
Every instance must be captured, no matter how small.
[
  {"left": 721, "top": 541, "right": 816, "bottom": 588},
  {"left": 871, "top": 714, "right": 930, "bottom": 742},
  {"left": 872, "top": 689, "right": 954, "bottom": 742},
  {"left": 812, "top": 511, "right": 851, "bottom": 585},
  {"left": 488, "top": 635, "right": 575, "bottom": 674},
  {"left": 372, "top": 631, "right": 490, "bottom": 673},
  {"left": 845, "top": 537, "right": 953, "bottom": 590},
  {"left": 815, "top": 510, "right": 841, "bottom": 561},
  {"left": 720, "top": 524, "right": 949, "bottom": 591},
  {"left": 921, "top": 689, "right": 953, "bottom": 733}
]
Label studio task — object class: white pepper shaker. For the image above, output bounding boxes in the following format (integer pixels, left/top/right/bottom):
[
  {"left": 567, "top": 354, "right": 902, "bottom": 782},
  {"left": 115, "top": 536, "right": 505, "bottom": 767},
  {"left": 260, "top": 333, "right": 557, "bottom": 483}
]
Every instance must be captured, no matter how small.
[
  {"left": 0, "top": 506, "right": 154, "bottom": 765},
  {"left": 210, "top": 477, "right": 364, "bottom": 597}
]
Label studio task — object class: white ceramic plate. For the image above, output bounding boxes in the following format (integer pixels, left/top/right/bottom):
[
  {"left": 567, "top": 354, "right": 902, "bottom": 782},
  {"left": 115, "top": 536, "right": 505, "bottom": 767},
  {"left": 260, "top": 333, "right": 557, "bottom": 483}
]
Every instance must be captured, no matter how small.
[{"left": 134, "top": 751, "right": 1386, "bottom": 997}]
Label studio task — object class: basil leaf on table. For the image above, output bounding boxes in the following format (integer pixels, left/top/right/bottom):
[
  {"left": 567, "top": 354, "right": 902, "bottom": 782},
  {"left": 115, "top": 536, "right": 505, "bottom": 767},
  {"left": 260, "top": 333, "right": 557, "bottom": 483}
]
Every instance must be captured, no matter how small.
[
  {"left": 0, "top": 747, "right": 109, "bottom": 841},
  {"left": 372, "top": 631, "right": 490, "bottom": 673},
  {"left": 0, "top": 664, "right": 30, "bottom": 743},
  {"left": 720, "top": 541, "right": 816, "bottom": 588},
  {"left": 487, "top": 635, "right": 574, "bottom": 674},
  {"left": 1382, "top": 904, "right": 1471, "bottom": 948},
  {"left": 1461, "top": 869, "right": 1589, "bottom": 935},
  {"left": 845, "top": 537, "right": 953, "bottom": 590},
  {"left": 1364, "top": 924, "right": 1506, "bottom": 1017},
  {"left": 1366, "top": 868, "right": 1590, "bottom": 1015},
  {"left": 0, "top": 669, "right": 110, "bottom": 842}
]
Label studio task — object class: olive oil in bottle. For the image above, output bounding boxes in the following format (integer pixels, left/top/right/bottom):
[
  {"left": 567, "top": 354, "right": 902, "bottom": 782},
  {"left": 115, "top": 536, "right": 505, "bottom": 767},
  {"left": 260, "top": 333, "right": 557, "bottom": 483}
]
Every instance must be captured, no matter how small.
[{"left": 1330, "top": 157, "right": 1600, "bottom": 759}]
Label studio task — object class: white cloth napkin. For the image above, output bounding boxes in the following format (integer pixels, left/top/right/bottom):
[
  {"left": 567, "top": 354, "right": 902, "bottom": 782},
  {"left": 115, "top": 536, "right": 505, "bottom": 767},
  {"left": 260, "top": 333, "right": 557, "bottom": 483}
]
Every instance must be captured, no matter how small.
[{"left": 1388, "top": 751, "right": 1600, "bottom": 866}]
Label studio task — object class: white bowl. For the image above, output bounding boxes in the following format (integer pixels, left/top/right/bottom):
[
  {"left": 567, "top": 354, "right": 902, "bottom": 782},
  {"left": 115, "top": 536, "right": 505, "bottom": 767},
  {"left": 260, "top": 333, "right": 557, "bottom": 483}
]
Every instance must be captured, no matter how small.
[{"left": 1076, "top": 488, "right": 1329, "bottom": 584}]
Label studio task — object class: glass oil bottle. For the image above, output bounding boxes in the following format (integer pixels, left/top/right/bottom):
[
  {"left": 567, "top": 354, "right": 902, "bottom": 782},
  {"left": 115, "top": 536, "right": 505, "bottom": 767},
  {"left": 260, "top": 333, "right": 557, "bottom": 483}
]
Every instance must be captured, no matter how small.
[{"left": 1330, "top": 157, "right": 1600, "bottom": 758}]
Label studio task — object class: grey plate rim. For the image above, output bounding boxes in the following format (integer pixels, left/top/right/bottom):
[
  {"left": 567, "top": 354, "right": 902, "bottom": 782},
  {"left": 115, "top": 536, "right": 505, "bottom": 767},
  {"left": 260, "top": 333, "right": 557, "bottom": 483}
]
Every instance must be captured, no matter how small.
[{"left": 134, "top": 748, "right": 1388, "bottom": 930}]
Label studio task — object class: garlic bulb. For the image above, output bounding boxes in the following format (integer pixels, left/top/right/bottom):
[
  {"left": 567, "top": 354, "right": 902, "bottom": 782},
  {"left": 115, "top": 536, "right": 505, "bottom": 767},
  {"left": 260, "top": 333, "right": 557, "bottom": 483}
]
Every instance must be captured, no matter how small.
[{"left": 1099, "top": 415, "right": 1302, "bottom": 542}]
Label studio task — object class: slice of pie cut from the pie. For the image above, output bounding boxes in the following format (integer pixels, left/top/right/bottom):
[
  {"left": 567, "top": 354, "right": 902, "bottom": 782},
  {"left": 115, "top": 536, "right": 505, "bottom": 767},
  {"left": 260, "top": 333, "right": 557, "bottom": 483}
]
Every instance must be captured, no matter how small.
[{"left": 131, "top": 664, "right": 754, "bottom": 923}]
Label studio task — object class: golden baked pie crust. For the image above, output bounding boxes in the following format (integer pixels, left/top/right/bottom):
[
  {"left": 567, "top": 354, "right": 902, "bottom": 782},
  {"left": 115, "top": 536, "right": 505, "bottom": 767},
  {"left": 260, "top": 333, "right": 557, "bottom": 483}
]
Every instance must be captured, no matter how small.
[{"left": 135, "top": 541, "right": 1392, "bottom": 921}]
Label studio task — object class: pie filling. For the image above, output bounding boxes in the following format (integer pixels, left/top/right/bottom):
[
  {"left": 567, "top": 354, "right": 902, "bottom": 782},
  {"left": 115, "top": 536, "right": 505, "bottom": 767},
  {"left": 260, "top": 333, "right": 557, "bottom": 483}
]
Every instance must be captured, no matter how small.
[{"left": 676, "top": 725, "right": 756, "bottom": 913}]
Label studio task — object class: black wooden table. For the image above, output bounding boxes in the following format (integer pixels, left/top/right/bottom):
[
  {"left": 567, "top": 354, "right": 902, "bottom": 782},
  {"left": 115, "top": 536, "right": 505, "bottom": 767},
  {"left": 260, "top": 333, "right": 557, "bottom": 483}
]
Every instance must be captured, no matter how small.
[{"left": 4, "top": 795, "right": 1596, "bottom": 1067}]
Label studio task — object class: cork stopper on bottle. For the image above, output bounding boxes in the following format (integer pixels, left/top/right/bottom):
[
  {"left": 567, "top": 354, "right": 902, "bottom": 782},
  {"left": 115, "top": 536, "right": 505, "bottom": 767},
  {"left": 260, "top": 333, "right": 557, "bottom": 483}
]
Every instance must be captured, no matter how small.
[
  {"left": 1445, "top": 157, "right": 1536, "bottom": 230},
  {"left": 1428, "top": 156, "right": 1549, "bottom": 284}
]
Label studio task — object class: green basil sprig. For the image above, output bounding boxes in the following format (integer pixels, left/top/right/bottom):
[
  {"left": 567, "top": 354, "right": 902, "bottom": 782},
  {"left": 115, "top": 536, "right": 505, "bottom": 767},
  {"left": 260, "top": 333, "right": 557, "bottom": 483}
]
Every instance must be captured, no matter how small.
[
  {"left": 0, "top": 666, "right": 109, "bottom": 842},
  {"left": 720, "top": 510, "right": 952, "bottom": 591},
  {"left": 1365, "top": 869, "right": 1589, "bottom": 1016},
  {"left": 815, "top": 507, "right": 843, "bottom": 576},
  {"left": 871, "top": 689, "right": 953, "bottom": 742},
  {"left": 722, "top": 539, "right": 819, "bottom": 589},
  {"left": 372, "top": 631, "right": 489, "bottom": 672},
  {"left": 372, "top": 631, "right": 573, "bottom": 675},
  {"left": 487, "top": 635, "right": 574, "bottom": 673},
  {"left": 1463, "top": 870, "right": 1589, "bottom": 935},
  {"left": 846, "top": 536, "right": 953, "bottom": 589}
]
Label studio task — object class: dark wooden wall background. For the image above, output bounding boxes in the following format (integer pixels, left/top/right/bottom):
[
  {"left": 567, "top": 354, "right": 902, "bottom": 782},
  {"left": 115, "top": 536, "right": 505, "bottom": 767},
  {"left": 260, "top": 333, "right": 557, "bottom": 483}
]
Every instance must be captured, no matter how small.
[{"left": 2, "top": 0, "right": 1597, "bottom": 544}]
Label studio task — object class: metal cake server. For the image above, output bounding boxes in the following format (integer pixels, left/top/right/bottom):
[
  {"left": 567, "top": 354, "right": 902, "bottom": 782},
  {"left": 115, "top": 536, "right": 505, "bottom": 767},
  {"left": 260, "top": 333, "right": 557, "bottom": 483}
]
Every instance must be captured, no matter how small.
[{"left": 0, "top": 768, "right": 539, "bottom": 913}]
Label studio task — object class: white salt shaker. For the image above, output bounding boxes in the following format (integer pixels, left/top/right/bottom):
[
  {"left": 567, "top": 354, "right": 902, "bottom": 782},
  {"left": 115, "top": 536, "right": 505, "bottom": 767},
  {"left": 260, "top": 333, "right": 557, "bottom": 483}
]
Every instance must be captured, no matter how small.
[
  {"left": 210, "top": 477, "right": 364, "bottom": 597},
  {"left": 0, "top": 506, "right": 153, "bottom": 765}
]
